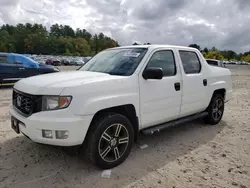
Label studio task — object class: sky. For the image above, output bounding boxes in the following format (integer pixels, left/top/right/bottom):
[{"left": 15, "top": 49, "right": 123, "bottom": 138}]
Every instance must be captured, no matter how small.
[{"left": 0, "top": 0, "right": 250, "bottom": 52}]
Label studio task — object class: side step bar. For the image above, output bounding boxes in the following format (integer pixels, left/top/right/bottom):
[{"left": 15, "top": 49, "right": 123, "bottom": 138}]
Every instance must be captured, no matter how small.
[{"left": 141, "top": 112, "right": 208, "bottom": 135}]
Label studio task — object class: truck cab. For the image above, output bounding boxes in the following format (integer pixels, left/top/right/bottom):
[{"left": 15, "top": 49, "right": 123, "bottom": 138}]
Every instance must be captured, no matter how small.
[
  {"left": 9, "top": 45, "right": 232, "bottom": 169},
  {"left": 0, "top": 53, "right": 59, "bottom": 84}
]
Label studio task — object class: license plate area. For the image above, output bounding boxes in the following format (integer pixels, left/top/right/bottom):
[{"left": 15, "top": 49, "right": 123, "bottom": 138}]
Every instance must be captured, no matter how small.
[{"left": 11, "top": 116, "right": 24, "bottom": 134}]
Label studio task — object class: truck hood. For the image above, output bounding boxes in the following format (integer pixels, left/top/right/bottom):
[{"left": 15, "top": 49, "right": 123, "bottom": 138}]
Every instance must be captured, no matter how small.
[{"left": 14, "top": 71, "right": 114, "bottom": 95}]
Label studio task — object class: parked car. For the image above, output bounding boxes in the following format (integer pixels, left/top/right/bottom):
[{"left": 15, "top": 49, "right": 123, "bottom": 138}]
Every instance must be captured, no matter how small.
[
  {"left": 206, "top": 59, "right": 227, "bottom": 68},
  {"left": 61, "top": 59, "right": 70, "bottom": 66},
  {"left": 46, "top": 59, "right": 61, "bottom": 66},
  {"left": 0, "top": 53, "right": 60, "bottom": 84},
  {"left": 82, "top": 56, "right": 92, "bottom": 62},
  {"left": 10, "top": 45, "right": 232, "bottom": 169},
  {"left": 69, "top": 59, "right": 76, "bottom": 66},
  {"left": 73, "top": 58, "right": 85, "bottom": 65}
]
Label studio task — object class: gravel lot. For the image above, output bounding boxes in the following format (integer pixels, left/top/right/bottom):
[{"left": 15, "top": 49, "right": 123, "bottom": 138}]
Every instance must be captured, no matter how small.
[{"left": 0, "top": 65, "right": 250, "bottom": 188}]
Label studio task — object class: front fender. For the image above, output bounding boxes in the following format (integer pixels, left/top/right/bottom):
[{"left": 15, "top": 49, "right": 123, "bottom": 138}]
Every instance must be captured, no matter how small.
[
  {"left": 208, "top": 80, "right": 228, "bottom": 100},
  {"left": 210, "top": 80, "right": 226, "bottom": 89},
  {"left": 72, "top": 93, "right": 140, "bottom": 117}
]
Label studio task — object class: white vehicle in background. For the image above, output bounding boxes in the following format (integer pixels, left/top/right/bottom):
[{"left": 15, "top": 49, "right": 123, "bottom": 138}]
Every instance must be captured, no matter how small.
[
  {"left": 10, "top": 45, "right": 232, "bottom": 169},
  {"left": 74, "top": 58, "right": 85, "bottom": 65},
  {"left": 69, "top": 57, "right": 85, "bottom": 66}
]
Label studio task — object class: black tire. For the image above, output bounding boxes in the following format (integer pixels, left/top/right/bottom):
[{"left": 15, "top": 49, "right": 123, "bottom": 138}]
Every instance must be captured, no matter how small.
[
  {"left": 204, "top": 94, "right": 224, "bottom": 125},
  {"left": 84, "top": 112, "right": 134, "bottom": 169}
]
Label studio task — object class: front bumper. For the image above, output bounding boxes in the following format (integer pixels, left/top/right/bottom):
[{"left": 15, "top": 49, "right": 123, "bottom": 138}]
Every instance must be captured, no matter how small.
[{"left": 9, "top": 105, "right": 93, "bottom": 146}]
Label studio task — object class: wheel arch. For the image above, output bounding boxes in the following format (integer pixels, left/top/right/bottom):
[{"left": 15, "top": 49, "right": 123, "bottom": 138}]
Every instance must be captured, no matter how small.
[
  {"left": 206, "top": 88, "right": 226, "bottom": 110},
  {"left": 86, "top": 104, "right": 139, "bottom": 142},
  {"left": 213, "top": 88, "right": 226, "bottom": 98}
]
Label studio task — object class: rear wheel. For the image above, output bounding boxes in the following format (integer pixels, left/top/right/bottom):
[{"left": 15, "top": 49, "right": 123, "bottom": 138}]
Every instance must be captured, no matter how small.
[
  {"left": 84, "top": 113, "right": 134, "bottom": 169},
  {"left": 204, "top": 94, "right": 224, "bottom": 125}
]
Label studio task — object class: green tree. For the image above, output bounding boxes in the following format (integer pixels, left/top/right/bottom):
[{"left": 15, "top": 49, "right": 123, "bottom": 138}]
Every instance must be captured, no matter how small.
[
  {"left": 204, "top": 50, "right": 224, "bottom": 60},
  {"left": 211, "top": 46, "right": 217, "bottom": 51},
  {"left": 242, "top": 55, "right": 250, "bottom": 62},
  {"left": 188, "top": 44, "right": 201, "bottom": 51},
  {"left": 65, "top": 48, "right": 71, "bottom": 56},
  {"left": 220, "top": 50, "right": 237, "bottom": 60},
  {"left": 203, "top": 47, "right": 209, "bottom": 53},
  {"left": 72, "top": 37, "right": 91, "bottom": 56}
]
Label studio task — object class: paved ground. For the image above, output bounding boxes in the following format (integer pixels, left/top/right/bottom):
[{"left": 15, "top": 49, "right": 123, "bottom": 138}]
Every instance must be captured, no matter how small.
[{"left": 0, "top": 65, "right": 250, "bottom": 188}]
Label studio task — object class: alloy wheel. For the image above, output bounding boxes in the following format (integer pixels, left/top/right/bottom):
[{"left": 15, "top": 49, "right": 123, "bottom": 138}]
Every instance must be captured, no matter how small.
[
  {"left": 98, "top": 123, "right": 129, "bottom": 163},
  {"left": 212, "top": 98, "right": 223, "bottom": 121}
]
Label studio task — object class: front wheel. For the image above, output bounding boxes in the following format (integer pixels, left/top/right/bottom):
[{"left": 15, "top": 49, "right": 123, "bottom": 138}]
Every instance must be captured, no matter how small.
[
  {"left": 84, "top": 113, "right": 134, "bottom": 169},
  {"left": 204, "top": 94, "right": 225, "bottom": 125}
]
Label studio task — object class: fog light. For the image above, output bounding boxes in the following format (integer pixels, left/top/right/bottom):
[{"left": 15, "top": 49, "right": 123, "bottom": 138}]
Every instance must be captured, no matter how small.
[
  {"left": 55, "top": 130, "right": 69, "bottom": 139},
  {"left": 42, "top": 130, "right": 53, "bottom": 139}
]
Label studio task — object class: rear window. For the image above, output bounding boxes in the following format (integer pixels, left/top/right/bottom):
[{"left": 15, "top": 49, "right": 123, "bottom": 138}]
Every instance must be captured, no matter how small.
[{"left": 179, "top": 51, "right": 201, "bottom": 74}]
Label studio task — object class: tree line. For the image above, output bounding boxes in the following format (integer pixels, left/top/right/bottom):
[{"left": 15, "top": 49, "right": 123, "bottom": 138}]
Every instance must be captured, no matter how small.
[
  {"left": 0, "top": 23, "right": 119, "bottom": 56},
  {"left": 188, "top": 44, "right": 250, "bottom": 62}
]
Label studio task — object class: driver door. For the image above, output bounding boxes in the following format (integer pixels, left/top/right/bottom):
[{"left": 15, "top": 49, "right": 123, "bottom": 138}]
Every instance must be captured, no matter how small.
[{"left": 139, "top": 49, "right": 182, "bottom": 128}]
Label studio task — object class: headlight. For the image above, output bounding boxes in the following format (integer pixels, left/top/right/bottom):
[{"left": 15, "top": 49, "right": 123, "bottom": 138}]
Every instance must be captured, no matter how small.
[{"left": 42, "top": 96, "right": 72, "bottom": 111}]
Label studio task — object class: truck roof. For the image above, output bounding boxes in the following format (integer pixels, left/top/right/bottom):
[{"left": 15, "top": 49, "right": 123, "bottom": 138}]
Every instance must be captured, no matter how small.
[{"left": 112, "top": 44, "right": 198, "bottom": 51}]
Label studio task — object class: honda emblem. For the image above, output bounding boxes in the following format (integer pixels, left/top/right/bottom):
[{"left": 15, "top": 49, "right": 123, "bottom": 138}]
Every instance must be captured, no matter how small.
[{"left": 16, "top": 95, "right": 22, "bottom": 107}]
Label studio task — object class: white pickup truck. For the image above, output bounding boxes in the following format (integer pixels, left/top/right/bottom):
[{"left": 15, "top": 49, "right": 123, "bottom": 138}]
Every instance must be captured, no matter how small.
[{"left": 10, "top": 45, "right": 232, "bottom": 169}]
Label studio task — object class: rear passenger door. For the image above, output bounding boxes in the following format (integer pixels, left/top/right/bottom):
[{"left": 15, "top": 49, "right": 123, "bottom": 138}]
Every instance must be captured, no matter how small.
[
  {"left": 0, "top": 54, "right": 20, "bottom": 83},
  {"left": 178, "top": 50, "right": 209, "bottom": 117},
  {"left": 139, "top": 49, "right": 182, "bottom": 128}
]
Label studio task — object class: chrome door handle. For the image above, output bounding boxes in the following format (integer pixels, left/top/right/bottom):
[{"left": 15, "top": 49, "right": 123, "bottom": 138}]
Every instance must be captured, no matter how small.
[{"left": 19, "top": 68, "right": 25, "bottom": 70}]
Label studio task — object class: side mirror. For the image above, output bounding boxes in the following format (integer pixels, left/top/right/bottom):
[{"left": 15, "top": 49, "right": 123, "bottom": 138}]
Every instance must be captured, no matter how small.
[{"left": 142, "top": 67, "right": 163, "bottom": 80}]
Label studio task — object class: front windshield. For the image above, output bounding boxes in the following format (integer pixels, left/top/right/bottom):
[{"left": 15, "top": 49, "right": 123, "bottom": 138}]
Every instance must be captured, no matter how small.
[{"left": 79, "top": 48, "right": 148, "bottom": 76}]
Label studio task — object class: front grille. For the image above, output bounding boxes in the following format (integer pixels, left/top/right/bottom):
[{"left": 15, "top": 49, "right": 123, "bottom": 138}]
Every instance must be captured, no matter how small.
[{"left": 12, "top": 89, "right": 42, "bottom": 116}]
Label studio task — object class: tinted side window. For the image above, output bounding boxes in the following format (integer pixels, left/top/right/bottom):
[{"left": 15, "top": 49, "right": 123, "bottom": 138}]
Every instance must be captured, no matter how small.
[
  {"left": 206, "top": 60, "right": 218, "bottom": 66},
  {"left": 146, "top": 50, "right": 176, "bottom": 77},
  {"left": 179, "top": 51, "right": 201, "bottom": 74},
  {"left": 0, "top": 55, "right": 8, "bottom": 64},
  {"left": 15, "top": 55, "right": 37, "bottom": 68}
]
